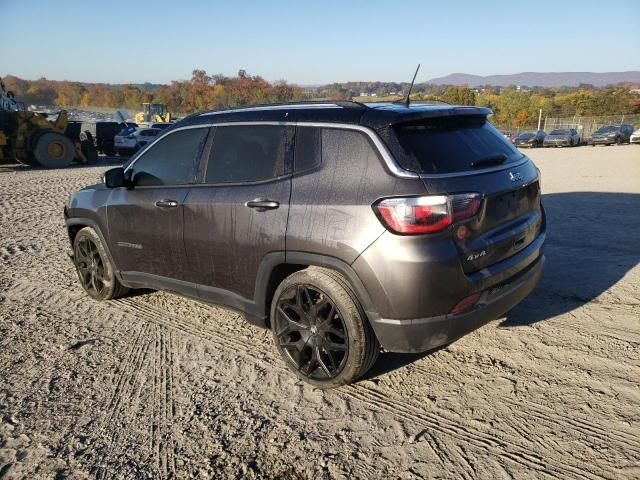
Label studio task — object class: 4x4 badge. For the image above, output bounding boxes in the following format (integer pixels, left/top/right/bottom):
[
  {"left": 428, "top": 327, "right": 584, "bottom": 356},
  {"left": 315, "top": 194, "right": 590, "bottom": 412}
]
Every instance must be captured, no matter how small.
[{"left": 508, "top": 171, "right": 523, "bottom": 182}]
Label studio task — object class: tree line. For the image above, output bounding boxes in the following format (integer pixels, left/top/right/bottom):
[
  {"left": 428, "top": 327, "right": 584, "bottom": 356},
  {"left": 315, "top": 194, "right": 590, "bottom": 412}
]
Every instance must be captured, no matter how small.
[
  {"left": 3, "top": 71, "right": 639, "bottom": 128},
  {"left": 427, "top": 85, "right": 640, "bottom": 129},
  {"left": 2, "top": 70, "right": 304, "bottom": 114}
]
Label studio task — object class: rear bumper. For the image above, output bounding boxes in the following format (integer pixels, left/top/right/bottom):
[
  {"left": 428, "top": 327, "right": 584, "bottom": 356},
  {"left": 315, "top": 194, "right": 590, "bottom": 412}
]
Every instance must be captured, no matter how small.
[{"left": 370, "top": 254, "right": 545, "bottom": 353}]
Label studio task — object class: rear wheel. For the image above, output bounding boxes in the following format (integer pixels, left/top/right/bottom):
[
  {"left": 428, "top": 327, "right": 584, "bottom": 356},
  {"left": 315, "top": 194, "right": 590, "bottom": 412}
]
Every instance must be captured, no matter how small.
[
  {"left": 31, "top": 131, "right": 75, "bottom": 168},
  {"left": 615, "top": 136, "right": 622, "bottom": 145},
  {"left": 73, "top": 227, "right": 128, "bottom": 300},
  {"left": 270, "top": 267, "right": 379, "bottom": 388}
]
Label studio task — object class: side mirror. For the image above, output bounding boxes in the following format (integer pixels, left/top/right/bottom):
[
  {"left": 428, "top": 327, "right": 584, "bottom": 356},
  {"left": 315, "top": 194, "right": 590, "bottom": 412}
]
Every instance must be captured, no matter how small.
[{"left": 104, "top": 167, "right": 125, "bottom": 188}]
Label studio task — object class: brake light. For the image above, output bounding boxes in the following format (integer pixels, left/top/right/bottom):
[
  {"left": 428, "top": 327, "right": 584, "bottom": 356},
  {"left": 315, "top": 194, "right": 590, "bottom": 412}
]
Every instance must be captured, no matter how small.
[{"left": 373, "top": 193, "right": 481, "bottom": 235}]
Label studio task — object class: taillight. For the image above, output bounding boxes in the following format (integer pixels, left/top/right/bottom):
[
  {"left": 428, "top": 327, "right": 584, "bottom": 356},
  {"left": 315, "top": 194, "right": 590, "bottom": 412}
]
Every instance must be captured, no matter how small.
[{"left": 373, "top": 193, "right": 481, "bottom": 235}]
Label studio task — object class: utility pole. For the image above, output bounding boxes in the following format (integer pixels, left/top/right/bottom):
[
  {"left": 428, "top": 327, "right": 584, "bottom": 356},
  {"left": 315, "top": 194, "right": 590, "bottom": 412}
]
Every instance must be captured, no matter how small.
[{"left": 537, "top": 109, "right": 542, "bottom": 131}]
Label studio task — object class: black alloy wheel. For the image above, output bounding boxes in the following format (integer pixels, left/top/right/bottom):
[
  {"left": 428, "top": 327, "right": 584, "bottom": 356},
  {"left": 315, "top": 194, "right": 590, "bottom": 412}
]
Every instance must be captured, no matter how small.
[
  {"left": 270, "top": 267, "right": 380, "bottom": 388},
  {"left": 73, "top": 227, "right": 128, "bottom": 300},
  {"left": 274, "top": 284, "right": 348, "bottom": 380}
]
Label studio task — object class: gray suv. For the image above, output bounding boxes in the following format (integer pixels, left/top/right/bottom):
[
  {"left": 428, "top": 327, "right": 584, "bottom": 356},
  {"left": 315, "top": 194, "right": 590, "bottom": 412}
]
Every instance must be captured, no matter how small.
[{"left": 64, "top": 101, "right": 546, "bottom": 388}]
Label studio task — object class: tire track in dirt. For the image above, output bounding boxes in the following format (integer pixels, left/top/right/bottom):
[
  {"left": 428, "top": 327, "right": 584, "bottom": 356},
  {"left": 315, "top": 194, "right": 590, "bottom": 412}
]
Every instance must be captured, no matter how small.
[
  {"left": 92, "top": 323, "right": 153, "bottom": 480},
  {"left": 0, "top": 243, "right": 40, "bottom": 261},
  {"left": 151, "top": 324, "right": 177, "bottom": 479},
  {"left": 410, "top": 352, "right": 640, "bottom": 459},
  {"left": 2, "top": 279, "right": 627, "bottom": 479}
]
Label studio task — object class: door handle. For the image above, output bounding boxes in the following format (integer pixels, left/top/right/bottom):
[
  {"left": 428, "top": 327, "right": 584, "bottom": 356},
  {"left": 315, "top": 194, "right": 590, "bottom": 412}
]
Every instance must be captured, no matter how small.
[
  {"left": 245, "top": 198, "right": 279, "bottom": 212},
  {"left": 155, "top": 199, "right": 179, "bottom": 208}
]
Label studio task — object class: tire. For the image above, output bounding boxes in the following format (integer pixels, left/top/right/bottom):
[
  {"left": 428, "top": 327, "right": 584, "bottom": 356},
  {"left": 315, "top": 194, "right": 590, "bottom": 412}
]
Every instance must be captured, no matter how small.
[
  {"left": 270, "top": 267, "right": 380, "bottom": 388},
  {"left": 101, "top": 139, "right": 116, "bottom": 156},
  {"left": 31, "top": 131, "right": 75, "bottom": 168},
  {"left": 615, "top": 136, "right": 622, "bottom": 145},
  {"left": 81, "top": 139, "right": 98, "bottom": 164},
  {"left": 73, "top": 227, "right": 128, "bottom": 301}
]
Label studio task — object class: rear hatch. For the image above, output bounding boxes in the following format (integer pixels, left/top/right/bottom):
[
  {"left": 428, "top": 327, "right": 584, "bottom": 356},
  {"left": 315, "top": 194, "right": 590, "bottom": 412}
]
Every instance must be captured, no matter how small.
[{"left": 388, "top": 114, "right": 543, "bottom": 273}]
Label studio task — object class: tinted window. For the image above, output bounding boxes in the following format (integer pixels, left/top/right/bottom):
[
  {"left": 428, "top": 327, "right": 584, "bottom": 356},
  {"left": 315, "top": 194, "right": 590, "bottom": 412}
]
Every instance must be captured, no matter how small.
[
  {"left": 295, "top": 126, "right": 321, "bottom": 172},
  {"left": 131, "top": 128, "right": 208, "bottom": 186},
  {"left": 516, "top": 132, "right": 536, "bottom": 140},
  {"left": 550, "top": 129, "right": 570, "bottom": 135},
  {"left": 391, "top": 116, "right": 522, "bottom": 174},
  {"left": 205, "top": 125, "right": 289, "bottom": 183},
  {"left": 139, "top": 129, "right": 160, "bottom": 137}
]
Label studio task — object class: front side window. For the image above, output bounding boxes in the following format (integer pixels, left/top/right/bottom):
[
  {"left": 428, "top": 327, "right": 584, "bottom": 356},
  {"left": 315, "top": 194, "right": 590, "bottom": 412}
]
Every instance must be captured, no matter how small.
[
  {"left": 204, "top": 125, "right": 291, "bottom": 184},
  {"left": 130, "top": 128, "right": 208, "bottom": 186}
]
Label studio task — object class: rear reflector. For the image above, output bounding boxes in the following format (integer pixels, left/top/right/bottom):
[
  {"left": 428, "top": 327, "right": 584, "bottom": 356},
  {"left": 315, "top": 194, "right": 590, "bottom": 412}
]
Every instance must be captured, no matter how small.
[
  {"left": 373, "top": 193, "right": 481, "bottom": 235},
  {"left": 450, "top": 292, "right": 481, "bottom": 315}
]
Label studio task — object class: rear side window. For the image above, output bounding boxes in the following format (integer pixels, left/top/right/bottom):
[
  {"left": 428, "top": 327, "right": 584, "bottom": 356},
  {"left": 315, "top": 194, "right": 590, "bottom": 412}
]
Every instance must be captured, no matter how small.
[
  {"left": 295, "top": 126, "right": 322, "bottom": 172},
  {"left": 205, "top": 125, "right": 291, "bottom": 183},
  {"left": 130, "top": 128, "right": 208, "bottom": 186},
  {"left": 391, "top": 116, "right": 522, "bottom": 174}
]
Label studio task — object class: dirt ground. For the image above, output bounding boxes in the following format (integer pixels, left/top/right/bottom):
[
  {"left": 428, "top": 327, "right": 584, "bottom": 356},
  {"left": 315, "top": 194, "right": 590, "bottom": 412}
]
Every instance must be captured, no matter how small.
[{"left": 0, "top": 145, "right": 639, "bottom": 479}]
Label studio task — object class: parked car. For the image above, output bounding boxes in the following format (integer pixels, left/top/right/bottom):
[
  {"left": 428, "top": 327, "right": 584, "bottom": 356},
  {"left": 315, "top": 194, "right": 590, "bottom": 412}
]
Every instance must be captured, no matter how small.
[
  {"left": 543, "top": 128, "right": 580, "bottom": 147},
  {"left": 589, "top": 124, "right": 634, "bottom": 145},
  {"left": 114, "top": 126, "right": 163, "bottom": 156},
  {"left": 513, "top": 130, "right": 546, "bottom": 148},
  {"left": 64, "top": 101, "right": 546, "bottom": 387},
  {"left": 630, "top": 128, "right": 640, "bottom": 144}
]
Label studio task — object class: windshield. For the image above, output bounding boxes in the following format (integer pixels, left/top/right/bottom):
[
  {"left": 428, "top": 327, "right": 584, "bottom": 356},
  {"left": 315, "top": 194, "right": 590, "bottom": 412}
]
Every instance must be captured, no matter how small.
[
  {"left": 550, "top": 129, "right": 570, "bottom": 135},
  {"left": 595, "top": 125, "right": 619, "bottom": 134},
  {"left": 517, "top": 132, "right": 536, "bottom": 139},
  {"left": 391, "top": 116, "right": 522, "bottom": 174}
]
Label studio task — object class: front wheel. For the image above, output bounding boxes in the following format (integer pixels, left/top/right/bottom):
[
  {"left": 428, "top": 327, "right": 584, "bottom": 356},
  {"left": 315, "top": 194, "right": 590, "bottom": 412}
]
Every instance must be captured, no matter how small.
[
  {"left": 73, "top": 227, "right": 128, "bottom": 300},
  {"left": 270, "top": 267, "right": 380, "bottom": 388}
]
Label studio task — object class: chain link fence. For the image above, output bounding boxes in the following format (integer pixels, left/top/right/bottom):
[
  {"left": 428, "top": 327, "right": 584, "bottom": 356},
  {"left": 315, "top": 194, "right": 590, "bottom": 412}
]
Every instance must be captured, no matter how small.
[{"left": 543, "top": 114, "right": 640, "bottom": 139}]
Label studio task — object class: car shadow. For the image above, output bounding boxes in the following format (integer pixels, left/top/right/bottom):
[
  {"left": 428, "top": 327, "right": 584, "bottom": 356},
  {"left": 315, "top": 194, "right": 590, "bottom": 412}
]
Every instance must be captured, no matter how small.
[
  {"left": 0, "top": 156, "right": 124, "bottom": 173},
  {"left": 501, "top": 191, "right": 640, "bottom": 327},
  {"left": 363, "top": 191, "right": 640, "bottom": 379}
]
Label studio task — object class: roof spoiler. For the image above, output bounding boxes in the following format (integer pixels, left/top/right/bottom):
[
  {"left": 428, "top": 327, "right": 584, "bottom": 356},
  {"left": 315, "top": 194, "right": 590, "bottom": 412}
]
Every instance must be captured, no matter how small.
[{"left": 362, "top": 105, "right": 493, "bottom": 130}]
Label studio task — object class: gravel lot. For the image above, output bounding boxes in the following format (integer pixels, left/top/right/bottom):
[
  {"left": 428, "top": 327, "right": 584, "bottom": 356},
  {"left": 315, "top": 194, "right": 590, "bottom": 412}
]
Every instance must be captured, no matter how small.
[{"left": 1, "top": 145, "right": 639, "bottom": 479}]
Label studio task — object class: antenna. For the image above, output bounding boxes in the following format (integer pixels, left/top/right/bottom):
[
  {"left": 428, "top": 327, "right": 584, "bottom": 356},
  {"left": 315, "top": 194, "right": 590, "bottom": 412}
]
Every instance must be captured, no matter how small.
[{"left": 399, "top": 64, "right": 421, "bottom": 107}]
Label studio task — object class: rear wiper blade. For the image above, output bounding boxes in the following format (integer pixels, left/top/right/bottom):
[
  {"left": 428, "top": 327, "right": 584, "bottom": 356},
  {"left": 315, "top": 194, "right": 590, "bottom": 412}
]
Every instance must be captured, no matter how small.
[{"left": 470, "top": 154, "right": 508, "bottom": 168}]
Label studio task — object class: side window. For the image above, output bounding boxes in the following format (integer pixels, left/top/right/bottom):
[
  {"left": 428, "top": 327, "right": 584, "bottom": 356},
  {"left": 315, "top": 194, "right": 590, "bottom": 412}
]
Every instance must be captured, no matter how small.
[
  {"left": 295, "top": 126, "right": 322, "bottom": 172},
  {"left": 205, "top": 125, "right": 291, "bottom": 184},
  {"left": 131, "top": 128, "right": 208, "bottom": 187}
]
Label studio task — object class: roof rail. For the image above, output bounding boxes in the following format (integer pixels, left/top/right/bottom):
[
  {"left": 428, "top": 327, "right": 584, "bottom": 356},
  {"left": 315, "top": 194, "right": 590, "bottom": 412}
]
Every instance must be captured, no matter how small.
[{"left": 199, "top": 100, "right": 368, "bottom": 116}]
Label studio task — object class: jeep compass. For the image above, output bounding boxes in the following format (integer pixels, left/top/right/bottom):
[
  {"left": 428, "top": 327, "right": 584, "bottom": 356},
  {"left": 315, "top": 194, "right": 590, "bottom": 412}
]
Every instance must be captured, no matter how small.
[{"left": 64, "top": 101, "right": 546, "bottom": 388}]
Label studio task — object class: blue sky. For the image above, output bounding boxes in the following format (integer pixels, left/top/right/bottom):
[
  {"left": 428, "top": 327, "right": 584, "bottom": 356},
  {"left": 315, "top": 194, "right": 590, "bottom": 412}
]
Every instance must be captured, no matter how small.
[{"left": 2, "top": 0, "right": 639, "bottom": 84}]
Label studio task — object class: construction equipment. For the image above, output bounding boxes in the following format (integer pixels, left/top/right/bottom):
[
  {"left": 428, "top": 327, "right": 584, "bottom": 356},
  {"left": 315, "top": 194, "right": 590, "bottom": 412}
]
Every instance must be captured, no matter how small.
[
  {"left": 0, "top": 78, "right": 86, "bottom": 168},
  {"left": 134, "top": 103, "right": 172, "bottom": 124}
]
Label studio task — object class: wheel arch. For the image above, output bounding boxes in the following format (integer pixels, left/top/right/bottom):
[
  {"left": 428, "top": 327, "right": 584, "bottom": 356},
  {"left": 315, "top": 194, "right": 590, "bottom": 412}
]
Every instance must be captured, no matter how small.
[
  {"left": 254, "top": 252, "right": 379, "bottom": 329},
  {"left": 65, "top": 217, "right": 124, "bottom": 283}
]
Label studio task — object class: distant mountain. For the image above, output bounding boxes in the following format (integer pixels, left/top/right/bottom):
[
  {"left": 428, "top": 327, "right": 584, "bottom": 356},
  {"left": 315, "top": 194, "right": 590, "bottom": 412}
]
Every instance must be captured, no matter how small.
[{"left": 427, "top": 71, "right": 640, "bottom": 88}]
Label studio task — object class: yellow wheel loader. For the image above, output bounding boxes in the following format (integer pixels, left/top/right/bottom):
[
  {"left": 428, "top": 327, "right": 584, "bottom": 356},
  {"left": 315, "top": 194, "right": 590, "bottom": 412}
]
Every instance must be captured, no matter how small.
[
  {"left": 0, "top": 78, "right": 86, "bottom": 168},
  {"left": 134, "top": 103, "right": 172, "bottom": 124}
]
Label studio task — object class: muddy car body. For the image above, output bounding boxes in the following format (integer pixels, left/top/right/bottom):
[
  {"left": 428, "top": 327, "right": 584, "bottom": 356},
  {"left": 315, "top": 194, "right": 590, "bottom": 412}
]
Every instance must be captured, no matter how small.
[{"left": 65, "top": 101, "right": 546, "bottom": 387}]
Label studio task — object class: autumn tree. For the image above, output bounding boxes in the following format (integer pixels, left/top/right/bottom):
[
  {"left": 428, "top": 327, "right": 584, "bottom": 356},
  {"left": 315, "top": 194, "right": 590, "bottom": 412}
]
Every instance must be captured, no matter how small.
[{"left": 441, "top": 86, "right": 476, "bottom": 105}]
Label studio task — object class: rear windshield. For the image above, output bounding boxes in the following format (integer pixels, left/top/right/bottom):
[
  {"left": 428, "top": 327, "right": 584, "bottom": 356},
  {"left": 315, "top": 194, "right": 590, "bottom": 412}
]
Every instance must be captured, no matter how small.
[
  {"left": 391, "top": 116, "right": 522, "bottom": 174},
  {"left": 550, "top": 129, "right": 570, "bottom": 135}
]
